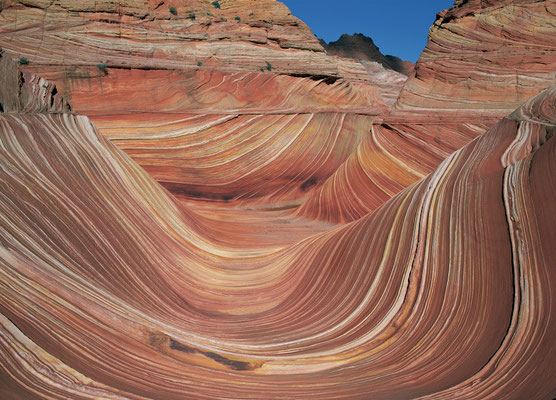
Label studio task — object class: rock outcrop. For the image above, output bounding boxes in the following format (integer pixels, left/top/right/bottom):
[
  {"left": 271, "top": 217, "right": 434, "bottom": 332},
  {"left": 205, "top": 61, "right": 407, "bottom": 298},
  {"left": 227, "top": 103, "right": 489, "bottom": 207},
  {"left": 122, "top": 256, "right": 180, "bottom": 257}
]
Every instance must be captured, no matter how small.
[
  {"left": 0, "top": 49, "right": 70, "bottom": 113},
  {"left": 0, "top": 0, "right": 397, "bottom": 205},
  {"left": 317, "top": 33, "right": 414, "bottom": 106},
  {"left": 356, "top": 60, "right": 409, "bottom": 106},
  {"left": 300, "top": 0, "right": 556, "bottom": 223},
  {"left": 1, "top": 1, "right": 556, "bottom": 398},
  {"left": 322, "top": 33, "right": 415, "bottom": 76},
  {"left": 396, "top": 0, "right": 556, "bottom": 112},
  {"left": 1, "top": 55, "right": 555, "bottom": 397}
]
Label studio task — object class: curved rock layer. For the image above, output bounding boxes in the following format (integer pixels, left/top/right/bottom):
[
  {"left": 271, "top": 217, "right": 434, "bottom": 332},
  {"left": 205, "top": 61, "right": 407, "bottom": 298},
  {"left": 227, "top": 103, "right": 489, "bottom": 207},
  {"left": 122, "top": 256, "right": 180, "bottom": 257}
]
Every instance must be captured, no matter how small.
[
  {"left": 294, "top": 115, "right": 497, "bottom": 222},
  {"left": 299, "top": 0, "right": 556, "bottom": 223},
  {"left": 46, "top": 67, "right": 382, "bottom": 204},
  {"left": 1, "top": 77, "right": 555, "bottom": 399},
  {"left": 0, "top": 0, "right": 387, "bottom": 100},
  {"left": 396, "top": 0, "right": 556, "bottom": 112},
  {"left": 0, "top": 0, "right": 397, "bottom": 205},
  {"left": 3, "top": 0, "right": 552, "bottom": 214},
  {"left": 1, "top": 0, "right": 556, "bottom": 397},
  {"left": 94, "top": 111, "right": 374, "bottom": 204}
]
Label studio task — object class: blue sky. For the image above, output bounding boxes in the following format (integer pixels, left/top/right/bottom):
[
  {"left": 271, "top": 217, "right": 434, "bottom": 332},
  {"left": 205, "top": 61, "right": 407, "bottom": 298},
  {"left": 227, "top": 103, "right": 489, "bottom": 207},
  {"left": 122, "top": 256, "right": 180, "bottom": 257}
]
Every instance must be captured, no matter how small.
[{"left": 280, "top": 0, "right": 456, "bottom": 63}]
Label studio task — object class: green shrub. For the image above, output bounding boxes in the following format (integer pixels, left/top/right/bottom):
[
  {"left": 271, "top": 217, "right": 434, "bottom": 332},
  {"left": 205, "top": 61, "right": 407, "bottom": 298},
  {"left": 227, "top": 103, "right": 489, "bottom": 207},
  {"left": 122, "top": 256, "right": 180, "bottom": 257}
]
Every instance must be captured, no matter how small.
[
  {"left": 189, "top": 13, "right": 195, "bottom": 19},
  {"left": 211, "top": 1, "right": 220, "bottom": 9},
  {"left": 169, "top": 6, "right": 177, "bottom": 15},
  {"left": 220, "top": 17, "right": 227, "bottom": 22},
  {"left": 266, "top": 61, "right": 272, "bottom": 71},
  {"left": 197, "top": 61, "right": 202, "bottom": 66},
  {"left": 249, "top": 12, "right": 254, "bottom": 16},
  {"left": 234, "top": 16, "right": 240, "bottom": 22},
  {"left": 18, "top": 57, "right": 29, "bottom": 65},
  {"left": 97, "top": 63, "right": 107, "bottom": 70}
]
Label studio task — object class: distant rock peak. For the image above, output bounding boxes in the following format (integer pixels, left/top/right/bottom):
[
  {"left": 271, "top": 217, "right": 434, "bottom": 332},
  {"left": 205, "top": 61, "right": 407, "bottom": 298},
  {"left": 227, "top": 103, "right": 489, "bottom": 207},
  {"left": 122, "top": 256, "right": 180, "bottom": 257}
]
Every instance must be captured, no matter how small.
[{"left": 320, "top": 33, "right": 414, "bottom": 76}]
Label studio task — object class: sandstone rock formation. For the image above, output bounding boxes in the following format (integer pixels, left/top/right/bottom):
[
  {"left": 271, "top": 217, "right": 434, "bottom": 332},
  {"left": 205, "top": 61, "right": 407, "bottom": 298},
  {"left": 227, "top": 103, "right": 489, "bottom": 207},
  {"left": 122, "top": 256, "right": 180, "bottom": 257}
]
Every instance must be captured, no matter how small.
[
  {"left": 396, "top": 0, "right": 556, "bottom": 112},
  {"left": 1, "top": 54, "right": 555, "bottom": 397},
  {"left": 300, "top": 0, "right": 556, "bottom": 223},
  {"left": 321, "top": 33, "right": 415, "bottom": 76},
  {"left": 0, "top": 49, "right": 70, "bottom": 113},
  {"left": 1, "top": 0, "right": 556, "bottom": 398},
  {"left": 0, "top": 0, "right": 398, "bottom": 206},
  {"left": 318, "top": 33, "right": 414, "bottom": 106}
]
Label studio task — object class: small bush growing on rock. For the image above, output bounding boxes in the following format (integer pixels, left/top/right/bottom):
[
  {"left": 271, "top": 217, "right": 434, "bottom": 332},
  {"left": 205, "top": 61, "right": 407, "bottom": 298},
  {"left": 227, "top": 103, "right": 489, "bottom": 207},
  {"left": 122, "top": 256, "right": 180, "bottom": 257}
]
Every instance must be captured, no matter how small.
[
  {"left": 249, "top": 12, "right": 254, "bottom": 16},
  {"left": 197, "top": 61, "right": 202, "bottom": 66},
  {"left": 189, "top": 13, "right": 195, "bottom": 19},
  {"left": 235, "top": 16, "right": 240, "bottom": 22},
  {"left": 260, "top": 67, "right": 265, "bottom": 72},
  {"left": 266, "top": 61, "right": 272, "bottom": 71},
  {"left": 18, "top": 57, "right": 29, "bottom": 65},
  {"left": 211, "top": 1, "right": 220, "bottom": 9},
  {"left": 97, "top": 63, "right": 107, "bottom": 70},
  {"left": 220, "top": 17, "right": 227, "bottom": 22},
  {"left": 169, "top": 6, "right": 178, "bottom": 15}
]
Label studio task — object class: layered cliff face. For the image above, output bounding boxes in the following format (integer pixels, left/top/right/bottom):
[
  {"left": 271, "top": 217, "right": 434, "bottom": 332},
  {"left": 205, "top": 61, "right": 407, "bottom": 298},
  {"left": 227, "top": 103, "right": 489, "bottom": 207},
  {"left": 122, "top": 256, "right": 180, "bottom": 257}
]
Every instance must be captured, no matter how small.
[
  {"left": 5, "top": 0, "right": 550, "bottom": 217},
  {"left": 396, "top": 0, "right": 556, "bottom": 112},
  {"left": 301, "top": 0, "right": 556, "bottom": 223},
  {"left": 0, "top": 49, "right": 70, "bottom": 113}
]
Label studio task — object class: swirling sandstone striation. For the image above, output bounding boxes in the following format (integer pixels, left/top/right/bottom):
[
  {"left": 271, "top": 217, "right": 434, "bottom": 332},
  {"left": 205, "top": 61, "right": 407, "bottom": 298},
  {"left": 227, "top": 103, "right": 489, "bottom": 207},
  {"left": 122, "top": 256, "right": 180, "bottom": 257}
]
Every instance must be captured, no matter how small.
[
  {"left": 1, "top": 69, "right": 555, "bottom": 398},
  {"left": 0, "top": 0, "right": 399, "bottom": 205},
  {"left": 297, "top": 0, "right": 556, "bottom": 223},
  {"left": 5, "top": 0, "right": 551, "bottom": 216},
  {"left": 1, "top": 1, "right": 556, "bottom": 398}
]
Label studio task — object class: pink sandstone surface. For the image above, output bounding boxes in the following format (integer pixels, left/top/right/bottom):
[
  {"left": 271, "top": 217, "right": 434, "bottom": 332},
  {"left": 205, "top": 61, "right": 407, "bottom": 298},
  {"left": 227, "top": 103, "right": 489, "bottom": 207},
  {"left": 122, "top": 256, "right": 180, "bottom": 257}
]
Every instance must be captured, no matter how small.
[
  {"left": 298, "top": 0, "right": 556, "bottom": 222},
  {"left": 0, "top": 0, "right": 556, "bottom": 398},
  {"left": 0, "top": 0, "right": 398, "bottom": 207}
]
